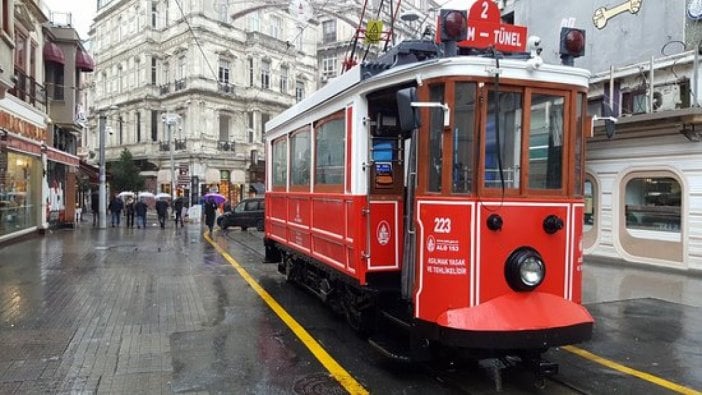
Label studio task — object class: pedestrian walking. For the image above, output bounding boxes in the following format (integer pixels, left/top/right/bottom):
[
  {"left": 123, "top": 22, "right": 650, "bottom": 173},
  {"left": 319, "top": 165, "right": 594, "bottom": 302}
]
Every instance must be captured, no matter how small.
[
  {"left": 155, "top": 198, "right": 169, "bottom": 229},
  {"left": 125, "top": 197, "right": 135, "bottom": 228},
  {"left": 108, "top": 195, "right": 124, "bottom": 227},
  {"left": 173, "top": 197, "right": 185, "bottom": 228},
  {"left": 91, "top": 192, "right": 99, "bottom": 227},
  {"left": 204, "top": 197, "right": 217, "bottom": 235},
  {"left": 135, "top": 198, "right": 148, "bottom": 228}
]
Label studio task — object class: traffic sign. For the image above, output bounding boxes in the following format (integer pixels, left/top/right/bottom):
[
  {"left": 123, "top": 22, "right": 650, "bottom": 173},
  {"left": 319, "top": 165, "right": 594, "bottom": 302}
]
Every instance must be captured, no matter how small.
[
  {"left": 457, "top": 0, "right": 527, "bottom": 52},
  {"left": 365, "top": 20, "right": 383, "bottom": 44}
]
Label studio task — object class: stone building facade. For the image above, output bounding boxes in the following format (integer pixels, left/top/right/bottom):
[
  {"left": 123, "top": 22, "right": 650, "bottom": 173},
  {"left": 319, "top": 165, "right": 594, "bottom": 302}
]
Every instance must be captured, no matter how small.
[{"left": 87, "top": 0, "right": 318, "bottom": 204}]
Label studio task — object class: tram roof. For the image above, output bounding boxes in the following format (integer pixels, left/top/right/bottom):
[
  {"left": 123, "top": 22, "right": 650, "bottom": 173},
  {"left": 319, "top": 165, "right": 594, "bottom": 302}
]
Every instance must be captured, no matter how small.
[{"left": 266, "top": 53, "right": 590, "bottom": 137}]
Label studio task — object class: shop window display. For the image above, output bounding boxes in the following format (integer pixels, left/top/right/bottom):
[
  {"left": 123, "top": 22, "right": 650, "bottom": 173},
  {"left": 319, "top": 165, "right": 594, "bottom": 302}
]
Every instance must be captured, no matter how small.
[{"left": 0, "top": 151, "right": 40, "bottom": 236}]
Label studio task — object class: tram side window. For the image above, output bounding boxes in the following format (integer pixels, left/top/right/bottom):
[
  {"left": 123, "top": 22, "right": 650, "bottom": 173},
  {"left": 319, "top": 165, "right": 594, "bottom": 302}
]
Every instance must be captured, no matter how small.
[
  {"left": 528, "top": 94, "right": 564, "bottom": 190},
  {"left": 574, "top": 93, "right": 585, "bottom": 196},
  {"left": 453, "top": 82, "right": 476, "bottom": 194},
  {"left": 315, "top": 117, "right": 345, "bottom": 185},
  {"left": 484, "top": 91, "right": 522, "bottom": 189},
  {"left": 428, "top": 84, "right": 445, "bottom": 192},
  {"left": 272, "top": 137, "right": 287, "bottom": 188},
  {"left": 290, "top": 129, "right": 311, "bottom": 187}
]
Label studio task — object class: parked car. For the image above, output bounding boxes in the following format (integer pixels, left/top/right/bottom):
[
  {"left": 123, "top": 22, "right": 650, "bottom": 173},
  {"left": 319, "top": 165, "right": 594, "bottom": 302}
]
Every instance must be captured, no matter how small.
[{"left": 217, "top": 198, "right": 264, "bottom": 231}]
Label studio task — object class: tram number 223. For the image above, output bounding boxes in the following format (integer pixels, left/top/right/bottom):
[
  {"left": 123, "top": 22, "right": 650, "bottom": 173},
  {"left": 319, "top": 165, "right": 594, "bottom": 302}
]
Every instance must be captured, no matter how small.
[{"left": 434, "top": 217, "right": 452, "bottom": 234}]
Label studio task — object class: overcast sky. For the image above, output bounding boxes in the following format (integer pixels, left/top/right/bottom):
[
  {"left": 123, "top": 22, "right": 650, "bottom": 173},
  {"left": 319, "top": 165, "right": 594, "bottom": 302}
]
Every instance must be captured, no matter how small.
[{"left": 43, "top": 0, "right": 96, "bottom": 40}]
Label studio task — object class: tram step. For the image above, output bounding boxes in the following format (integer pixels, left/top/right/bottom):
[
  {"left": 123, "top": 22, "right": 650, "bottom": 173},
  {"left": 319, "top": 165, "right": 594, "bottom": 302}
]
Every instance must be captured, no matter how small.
[
  {"left": 380, "top": 309, "right": 412, "bottom": 329},
  {"left": 368, "top": 334, "right": 412, "bottom": 362}
]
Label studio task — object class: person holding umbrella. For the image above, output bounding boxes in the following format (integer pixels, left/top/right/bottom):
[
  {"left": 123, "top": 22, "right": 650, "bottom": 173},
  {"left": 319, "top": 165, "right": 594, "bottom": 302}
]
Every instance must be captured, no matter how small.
[
  {"left": 173, "top": 197, "right": 185, "bottom": 228},
  {"left": 125, "top": 197, "right": 135, "bottom": 228},
  {"left": 135, "top": 198, "right": 148, "bottom": 228},
  {"left": 155, "top": 196, "right": 169, "bottom": 229},
  {"left": 203, "top": 196, "right": 218, "bottom": 235}
]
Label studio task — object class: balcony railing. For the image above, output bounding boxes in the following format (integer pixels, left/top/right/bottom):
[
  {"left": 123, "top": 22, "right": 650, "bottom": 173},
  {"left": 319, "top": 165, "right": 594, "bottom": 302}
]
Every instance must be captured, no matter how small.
[
  {"left": 217, "top": 141, "right": 236, "bottom": 151},
  {"left": 174, "top": 138, "right": 187, "bottom": 150},
  {"left": 174, "top": 78, "right": 186, "bottom": 91},
  {"left": 218, "top": 82, "right": 234, "bottom": 94},
  {"left": 8, "top": 69, "right": 47, "bottom": 112},
  {"left": 159, "top": 139, "right": 188, "bottom": 151},
  {"left": 159, "top": 83, "right": 171, "bottom": 95}
]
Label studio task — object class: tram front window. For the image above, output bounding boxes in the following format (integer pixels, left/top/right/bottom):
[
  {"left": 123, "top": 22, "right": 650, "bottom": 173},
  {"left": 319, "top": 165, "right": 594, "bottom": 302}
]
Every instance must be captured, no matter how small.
[
  {"left": 528, "top": 94, "right": 565, "bottom": 190},
  {"left": 484, "top": 91, "right": 522, "bottom": 189},
  {"left": 453, "top": 82, "right": 476, "bottom": 193},
  {"left": 428, "top": 84, "right": 445, "bottom": 192}
]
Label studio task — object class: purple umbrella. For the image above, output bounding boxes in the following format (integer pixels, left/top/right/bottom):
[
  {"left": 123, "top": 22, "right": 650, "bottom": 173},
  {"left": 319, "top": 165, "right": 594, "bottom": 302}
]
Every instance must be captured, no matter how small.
[{"left": 203, "top": 192, "right": 226, "bottom": 204}]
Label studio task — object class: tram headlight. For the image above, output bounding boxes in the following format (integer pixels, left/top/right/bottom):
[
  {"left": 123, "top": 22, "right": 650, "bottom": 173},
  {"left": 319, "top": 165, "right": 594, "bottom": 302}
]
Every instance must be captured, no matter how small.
[{"left": 505, "top": 248, "right": 545, "bottom": 292}]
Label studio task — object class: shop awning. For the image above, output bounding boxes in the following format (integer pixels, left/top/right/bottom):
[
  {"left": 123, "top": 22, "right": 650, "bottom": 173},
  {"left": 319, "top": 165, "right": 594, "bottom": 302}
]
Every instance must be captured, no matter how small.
[
  {"left": 75, "top": 49, "right": 95, "bottom": 72},
  {"left": 43, "top": 42, "right": 65, "bottom": 65},
  {"left": 78, "top": 161, "right": 100, "bottom": 183}
]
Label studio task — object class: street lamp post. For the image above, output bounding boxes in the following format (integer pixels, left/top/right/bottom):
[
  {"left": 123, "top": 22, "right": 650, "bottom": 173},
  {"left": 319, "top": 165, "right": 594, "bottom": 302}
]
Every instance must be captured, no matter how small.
[
  {"left": 162, "top": 113, "right": 180, "bottom": 201},
  {"left": 98, "top": 114, "right": 107, "bottom": 229}
]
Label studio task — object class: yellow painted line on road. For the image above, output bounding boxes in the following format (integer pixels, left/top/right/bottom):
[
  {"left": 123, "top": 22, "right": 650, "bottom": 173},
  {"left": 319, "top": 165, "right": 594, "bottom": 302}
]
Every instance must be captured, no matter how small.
[
  {"left": 204, "top": 232, "right": 369, "bottom": 395},
  {"left": 563, "top": 345, "right": 702, "bottom": 395}
]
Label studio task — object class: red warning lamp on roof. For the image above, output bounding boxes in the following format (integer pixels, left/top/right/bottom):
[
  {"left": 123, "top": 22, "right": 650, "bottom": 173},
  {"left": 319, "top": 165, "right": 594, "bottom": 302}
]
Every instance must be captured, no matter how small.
[
  {"left": 559, "top": 27, "right": 586, "bottom": 65},
  {"left": 439, "top": 9, "right": 467, "bottom": 42}
]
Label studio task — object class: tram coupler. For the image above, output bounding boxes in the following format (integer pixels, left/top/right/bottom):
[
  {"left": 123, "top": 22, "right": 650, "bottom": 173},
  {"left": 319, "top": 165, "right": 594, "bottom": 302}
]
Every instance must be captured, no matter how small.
[{"left": 524, "top": 357, "right": 558, "bottom": 389}]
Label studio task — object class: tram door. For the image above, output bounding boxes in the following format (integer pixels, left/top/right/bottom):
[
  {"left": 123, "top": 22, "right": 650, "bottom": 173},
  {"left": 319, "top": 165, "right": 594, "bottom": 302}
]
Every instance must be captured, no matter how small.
[{"left": 366, "top": 102, "right": 406, "bottom": 271}]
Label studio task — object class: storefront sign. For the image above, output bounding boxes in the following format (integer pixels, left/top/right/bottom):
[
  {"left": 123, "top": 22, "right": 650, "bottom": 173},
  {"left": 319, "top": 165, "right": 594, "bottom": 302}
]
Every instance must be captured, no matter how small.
[{"left": 0, "top": 111, "right": 48, "bottom": 142}]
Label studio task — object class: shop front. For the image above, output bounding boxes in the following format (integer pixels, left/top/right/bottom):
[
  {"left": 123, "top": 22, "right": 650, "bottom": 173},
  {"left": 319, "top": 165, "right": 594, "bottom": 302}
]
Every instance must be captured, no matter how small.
[{"left": 0, "top": 149, "right": 42, "bottom": 238}]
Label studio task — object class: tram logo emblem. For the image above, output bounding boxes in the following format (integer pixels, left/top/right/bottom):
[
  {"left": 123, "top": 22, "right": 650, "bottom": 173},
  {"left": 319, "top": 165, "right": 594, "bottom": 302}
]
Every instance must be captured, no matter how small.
[
  {"left": 427, "top": 235, "right": 436, "bottom": 252},
  {"left": 376, "top": 220, "right": 390, "bottom": 246}
]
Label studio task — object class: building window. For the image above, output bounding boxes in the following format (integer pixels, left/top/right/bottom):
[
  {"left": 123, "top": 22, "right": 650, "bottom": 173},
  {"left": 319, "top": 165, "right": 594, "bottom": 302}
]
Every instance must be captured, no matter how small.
[
  {"left": 315, "top": 116, "right": 345, "bottom": 185},
  {"left": 177, "top": 55, "right": 185, "bottom": 80},
  {"left": 295, "top": 80, "right": 304, "bottom": 102},
  {"left": 247, "top": 112, "right": 254, "bottom": 143},
  {"left": 164, "top": 0, "right": 169, "bottom": 26},
  {"left": 625, "top": 176, "right": 681, "bottom": 234},
  {"left": 291, "top": 128, "right": 311, "bottom": 187},
  {"left": 261, "top": 113, "right": 270, "bottom": 141},
  {"left": 248, "top": 58, "right": 254, "bottom": 87},
  {"left": 217, "top": 0, "right": 228, "bottom": 22},
  {"left": 322, "top": 55, "right": 337, "bottom": 80},
  {"left": 163, "top": 62, "right": 169, "bottom": 83},
  {"left": 269, "top": 15, "right": 281, "bottom": 39},
  {"left": 272, "top": 137, "right": 287, "bottom": 188},
  {"left": 280, "top": 66, "right": 288, "bottom": 93},
  {"left": 151, "top": 57, "right": 157, "bottom": 85},
  {"left": 322, "top": 20, "right": 337, "bottom": 43},
  {"left": 261, "top": 60, "right": 270, "bottom": 89},
  {"left": 14, "top": 30, "right": 27, "bottom": 70},
  {"left": 622, "top": 89, "right": 648, "bottom": 115},
  {"left": 136, "top": 111, "right": 141, "bottom": 142},
  {"left": 584, "top": 177, "right": 595, "bottom": 232},
  {"left": 151, "top": 110, "right": 158, "bottom": 141},
  {"left": 151, "top": 0, "right": 158, "bottom": 28},
  {"left": 249, "top": 11, "right": 260, "bottom": 31},
  {"left": 219, "top": 114, "right": 230, "bottom": 141},
  {"left": 528, "top": 94, "right": 564, "bottom": 190},
  {"left": 2, "top": 0, "right": 11, "bottom": 35},
  {"left": 218, "top": 59, "right": 230, "bottom": 83}
]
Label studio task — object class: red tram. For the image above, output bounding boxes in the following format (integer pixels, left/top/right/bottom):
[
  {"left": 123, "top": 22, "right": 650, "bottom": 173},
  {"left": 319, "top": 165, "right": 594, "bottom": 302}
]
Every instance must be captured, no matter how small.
[{"left": 263, "top": 0, "right": 593, "bottom": 376}]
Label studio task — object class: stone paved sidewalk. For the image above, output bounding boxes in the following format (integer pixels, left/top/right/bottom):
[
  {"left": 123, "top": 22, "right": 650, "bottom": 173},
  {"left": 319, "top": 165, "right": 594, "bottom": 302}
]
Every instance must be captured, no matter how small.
[{"left": 0, "top": 226, "right": 321, "bottom": 394}]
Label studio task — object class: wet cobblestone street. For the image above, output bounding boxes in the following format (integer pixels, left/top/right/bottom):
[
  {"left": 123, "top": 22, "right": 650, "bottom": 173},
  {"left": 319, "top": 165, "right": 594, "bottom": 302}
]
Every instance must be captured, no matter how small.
[{"left": 0, "top": 225, "right": 326, "bottom": 394}]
